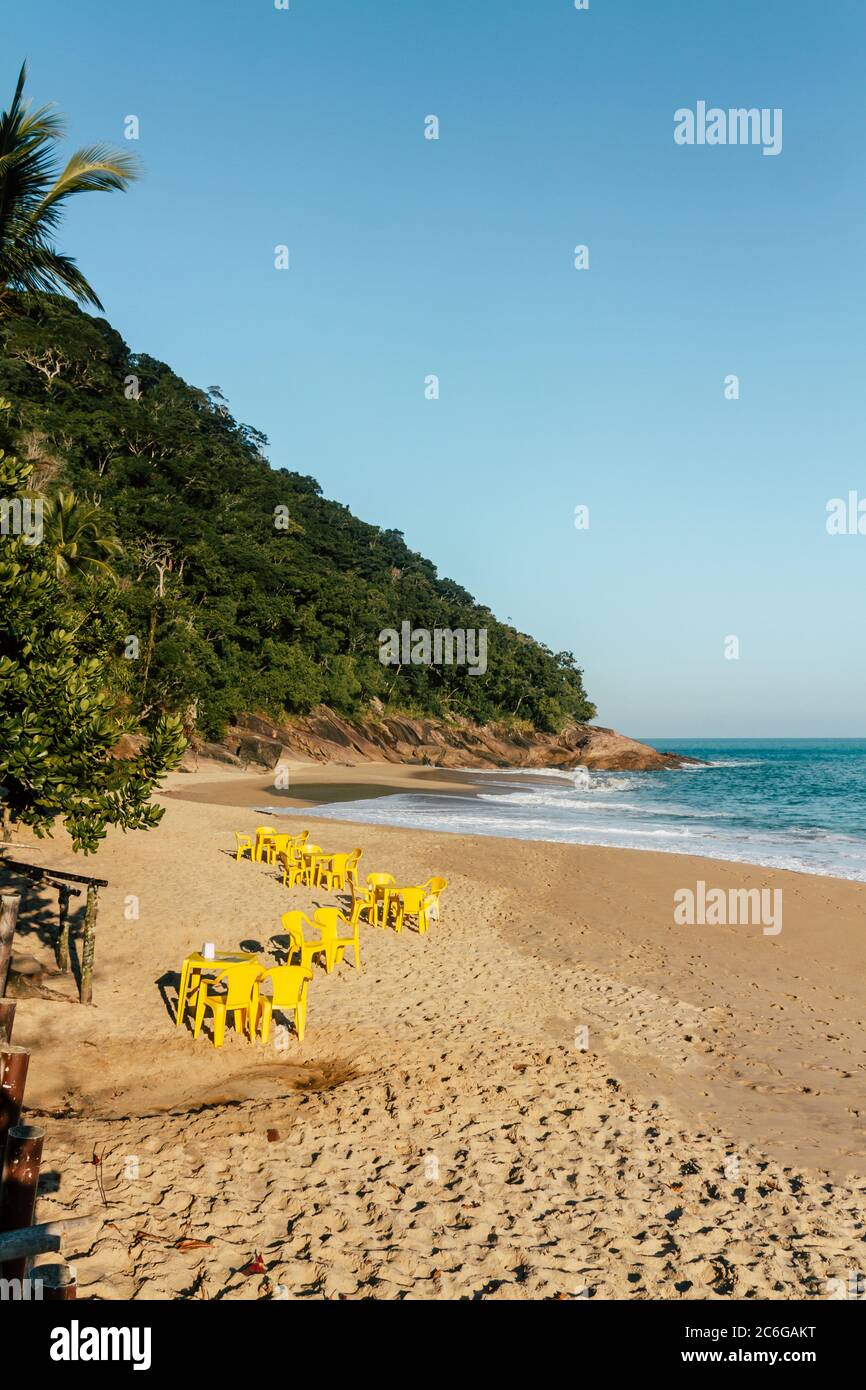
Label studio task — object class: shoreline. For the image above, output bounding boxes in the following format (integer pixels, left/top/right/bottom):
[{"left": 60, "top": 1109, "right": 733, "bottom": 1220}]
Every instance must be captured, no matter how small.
[{"left": 161, "top": 759, "right": 866, "bottom": 885}]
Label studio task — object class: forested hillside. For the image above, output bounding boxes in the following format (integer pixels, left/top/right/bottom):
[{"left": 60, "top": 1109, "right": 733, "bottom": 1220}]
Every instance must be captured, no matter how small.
[{"left": 0, "top": 295, "right": 595, "bottom": 741}]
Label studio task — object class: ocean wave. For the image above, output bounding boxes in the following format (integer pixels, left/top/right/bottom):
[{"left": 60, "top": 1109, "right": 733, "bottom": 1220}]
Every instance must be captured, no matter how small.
[
  {"left": 477, "top": 793, "right": 643, "bottom": 810},
  {"left": 473, "top": 766, "right": 638, "bottom": 793},
  {"left": 309, "top": 788, "right": 866, "bottom": 882},
  {"left": 475, "top": 792, "right": 735, "bottom": 819},
  {"left": 302, "top": 740, "right": 866, "bottom": 884},
  {"left": 687, "top": 759, "right": 767, "bottom": 769}
]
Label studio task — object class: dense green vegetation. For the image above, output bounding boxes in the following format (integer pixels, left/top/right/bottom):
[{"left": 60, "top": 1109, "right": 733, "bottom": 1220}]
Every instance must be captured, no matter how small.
[
  {"left": 0, "top": 294, "right": 596, "bottom": 740},
  {"left": 0, "top": 65, "right": 181, "bottom": 853},
  {"left": 0, "top": 396, "right": 184, "bottom": 852}
]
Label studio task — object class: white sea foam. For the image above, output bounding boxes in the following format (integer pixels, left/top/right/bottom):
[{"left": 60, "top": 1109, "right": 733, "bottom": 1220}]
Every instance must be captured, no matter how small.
[
  {"left": 473, "top": 766, "right": 592, "bottom": 788},
  {"left": 306, "top": 783, "right": 866, "bottom": 883},
  {"left": 679, "top": 758, "right": 766, "bottom": 769},
  {"left": 266, "top": 747, "right": 866, "bottom": 884}
]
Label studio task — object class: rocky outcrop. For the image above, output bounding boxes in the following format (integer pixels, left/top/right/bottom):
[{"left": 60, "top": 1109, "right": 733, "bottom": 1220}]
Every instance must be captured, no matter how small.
[{"left": 204, "top": 706, "right": 699, "bottom": 773}]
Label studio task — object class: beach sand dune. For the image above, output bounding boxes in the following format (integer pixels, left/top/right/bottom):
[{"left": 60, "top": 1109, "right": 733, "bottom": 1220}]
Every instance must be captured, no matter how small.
[{"left": 6, "top": 765, "right": 866, "bottom": 1300}]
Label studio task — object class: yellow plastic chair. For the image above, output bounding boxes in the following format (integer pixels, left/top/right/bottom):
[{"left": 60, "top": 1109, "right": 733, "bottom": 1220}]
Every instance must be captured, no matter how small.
[
  {"left": 176, "top": 950, "right": 259, "bottom": 1028},
  {"left": 282, "top": 831, "right": 308, "bottom": 863},
  {"left": 234, "top": 832, "right": 255, "bottom": 862},
  {"left": 346, "top": 849, "right": 363, "bottom": 887},
  {"left": 280, "top": 910, "right": 327, "bottom": 972},
  {"left": 309, "top": 851, "right": 332, "bottom": 887},
  {"left": 254, "top": 826, "right": 279, "bottom": 863},
  {"left": 278, "top": 847, "right": 305, "bottom": 888},
  {"left": 318, "top": 852, "right": 351, "bottom": 892},
  {"left": 419, "top": 876, "right": 448, "bottom": 932},
  {"left": 254, "top": 964, "right": 313, "bottom": 1044},
  {"left": 314, "top": 907, "right": 362, "bottom": 972},
  {"left": 347, "top": 878, "right": 377, "bottom": 927},
  {"left": 366, "top": 873, "right": 396, "bottom": 927},
  {"left": 387, "top": 886, "right": 429, "bottom": 935},
  {"left": 299, "top": 845, "right": 323, "bottom": 887},
  {"left": 192, "top": 961, "right": 262, "bottom": 1047}
]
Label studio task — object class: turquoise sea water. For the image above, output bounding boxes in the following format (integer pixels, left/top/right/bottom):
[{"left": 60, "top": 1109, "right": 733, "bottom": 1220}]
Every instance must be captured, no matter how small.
[{"left": 302, "top": 739, "right": 866, "bottom": 882}]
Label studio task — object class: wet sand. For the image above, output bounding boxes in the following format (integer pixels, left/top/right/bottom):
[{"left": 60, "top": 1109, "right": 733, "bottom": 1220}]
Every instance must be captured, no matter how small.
[{"left": 161, "top": 760, "right": 558, "bottom": 809}]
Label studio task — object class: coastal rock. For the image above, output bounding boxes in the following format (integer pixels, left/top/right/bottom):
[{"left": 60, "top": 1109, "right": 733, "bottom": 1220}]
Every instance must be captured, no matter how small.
[
  {"left": 211, "top": 706, "right": 700, "bottom": 772},
  {"left": 225, "top": 731, "right": 285, "bottom": 770},
  {"left": 196, "top": 741, "right": 245, "bottom": 768}
]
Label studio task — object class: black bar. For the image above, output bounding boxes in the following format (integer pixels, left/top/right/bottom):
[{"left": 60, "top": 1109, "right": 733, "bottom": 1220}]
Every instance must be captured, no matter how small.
[
  {"left": 0, "top": 859, "right": 108, "bottom": 889},
  {"left": 1, "top": 1293, "right": 859, "bottom": 1377}
]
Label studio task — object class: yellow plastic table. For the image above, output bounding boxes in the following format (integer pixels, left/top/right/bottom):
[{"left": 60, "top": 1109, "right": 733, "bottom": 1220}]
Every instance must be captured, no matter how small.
[
  {"left": 309, "top": 851, "right": 338, "bottom": 887},
  {"left": 385, "top": 886, "right": 422, "bottom": 929},
  {"left": 176, "top": 950, "right": 259, "bottom": 1027},
  {"left": 254, "top": 829, "right": 279, "bottom": 863},
  {"left": 298, "top": 846, "right": 325, "bottom": 886},
  {"left": 370, "top": 882, "right": 401, "bottom": 928}
]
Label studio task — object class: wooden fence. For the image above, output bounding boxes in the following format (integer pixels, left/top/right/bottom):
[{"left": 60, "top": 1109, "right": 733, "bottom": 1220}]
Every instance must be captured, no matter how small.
[
  {"left": 0, "top": 1007, "right": 92, "bottom": 1298},
  {"left": 0, "top": 858, "right": 108, "bottom": 1297},
  {"left": 0, "top": 859, "right": 109, "bottom": 1004}
]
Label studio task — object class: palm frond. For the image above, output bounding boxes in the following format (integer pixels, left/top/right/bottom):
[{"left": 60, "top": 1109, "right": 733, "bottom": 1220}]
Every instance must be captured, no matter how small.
[
  {"left": 21, "top": 146, "right": 140, "bottom": 243},
  {"left": 0, "top": 242, "right": 104, "bottom": 308},
  {"left": 0, "top": 64, "right": 140, "bottom": 312},
  {"left": 43, "top": 489, "right": 122, "bottom": 583}
]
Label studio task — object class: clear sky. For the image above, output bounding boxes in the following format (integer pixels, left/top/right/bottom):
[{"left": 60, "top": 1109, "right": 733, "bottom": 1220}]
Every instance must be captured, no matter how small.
[{"left": 4, "top": 0, "right": 865, "bottom": 735}]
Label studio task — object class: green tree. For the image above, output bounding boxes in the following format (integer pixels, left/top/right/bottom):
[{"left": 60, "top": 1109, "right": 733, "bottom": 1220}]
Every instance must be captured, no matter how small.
[
  {"left": 0, "top": 402, "right": 185, "bottom": 853},
  {"left": 43, "top": 488, "right": 121, "bottom": 582},
  {"left": 0, "top": 63, "right": 139, "bottom": 315}
]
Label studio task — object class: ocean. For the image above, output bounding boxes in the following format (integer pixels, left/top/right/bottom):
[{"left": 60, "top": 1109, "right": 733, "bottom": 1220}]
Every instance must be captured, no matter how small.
[{"left": 304, "top": 739, "right": 866, "bottom": 882}]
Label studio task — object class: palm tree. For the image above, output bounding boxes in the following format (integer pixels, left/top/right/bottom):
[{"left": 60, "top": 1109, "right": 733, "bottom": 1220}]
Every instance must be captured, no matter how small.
[
  {"left": 43, "top": 489, "right": 122, "bottom": 583},
  {"left": 0, "top": 63, "right": 139, "bottom": 315}
]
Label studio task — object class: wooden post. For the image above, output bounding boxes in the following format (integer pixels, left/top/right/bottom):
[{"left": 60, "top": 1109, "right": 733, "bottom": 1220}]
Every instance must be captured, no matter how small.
[
  {"left": 0, "top": 1000, "right": 15, "bottom": 1044},
  {"left": 0, "top": 1044, "right": 29, "bottom": 1177},
  {"left": 38, "top": 1261, "right": 77, "bottom": 1300},
  {"left": 56, "top": 885, "right": 72, "bottom": 973},
  {"left": 0, "top": 1124, "right": 45, "bottom": 1282},
  {"left": 79, "top": 884, "right": 98, "bottom": 1005},
  {"left": 0, "top": 892, "right": 20, "bottom": 998}
]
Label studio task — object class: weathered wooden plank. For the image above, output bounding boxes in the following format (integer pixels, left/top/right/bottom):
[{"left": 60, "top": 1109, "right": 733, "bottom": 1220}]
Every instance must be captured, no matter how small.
[
  {"left": 0, "top": 1216, "right": 98, "bottom": 1262},
  {"left": 0, "top": 999, "right": 15, "bottom": 1043},
  {"left": 0, "top": 892, "right": 20, "bottom": 997},
  {"left": 0, "top": 859, "right": 107, "bottom": 889},
  {"left": 78, "top": 885, "right": 99, "bottom": 1005},
  {"left": 57, "top": 885, "right": 73, "bottom": 973}
]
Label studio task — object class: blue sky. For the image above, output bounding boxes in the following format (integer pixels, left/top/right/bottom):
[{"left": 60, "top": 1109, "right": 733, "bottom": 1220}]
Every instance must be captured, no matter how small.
[{"left": 4, "top": 0, "right": 865, "bottom": 735}]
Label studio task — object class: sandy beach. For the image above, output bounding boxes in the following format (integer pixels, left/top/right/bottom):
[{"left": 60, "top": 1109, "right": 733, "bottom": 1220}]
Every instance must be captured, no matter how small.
[{"left": 4, "top": 759, "right": 866, "bottom": 1301}]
